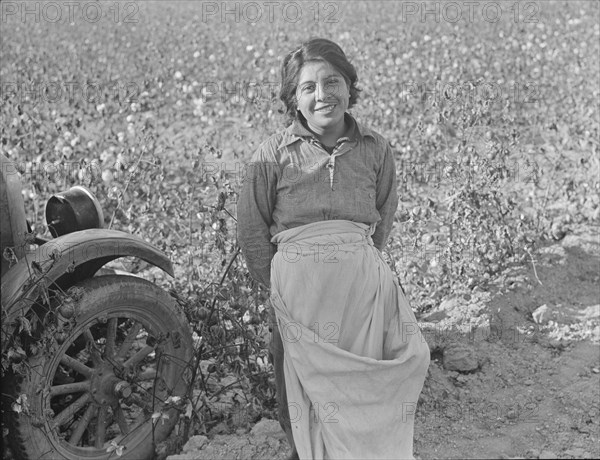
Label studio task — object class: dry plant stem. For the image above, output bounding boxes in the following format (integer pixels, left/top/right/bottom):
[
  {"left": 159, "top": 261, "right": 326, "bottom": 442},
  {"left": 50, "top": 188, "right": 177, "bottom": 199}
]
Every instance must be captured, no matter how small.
[
  {"left": 108, "top": 146, "right": 147, "bottom": 230},
  {"left": 525, "top": 247, "right": 543, "bottom": 286},
  {"left": 183, "top": 247, "right": 242, "bottom": 443},
  {"left": 182, "top": 342, "right": 205, "bottom": 444},
  {"left": 206, "top": 247, "right": 241, "bottom": 324},
  {"left": 223, "top": 208, "right": 237, "bottom": 222},
  {"left": 188, "top": 188, "right": 195, "bottom": 287},
  {"left": 537, "top": 159, "right": 558, "bottom": 233}
]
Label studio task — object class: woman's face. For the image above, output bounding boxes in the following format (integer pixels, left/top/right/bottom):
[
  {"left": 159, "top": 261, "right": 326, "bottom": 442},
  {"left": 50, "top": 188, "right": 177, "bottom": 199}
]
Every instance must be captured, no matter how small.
[{"left": 295, "top": 60, "right": 349, "bottom": 136}]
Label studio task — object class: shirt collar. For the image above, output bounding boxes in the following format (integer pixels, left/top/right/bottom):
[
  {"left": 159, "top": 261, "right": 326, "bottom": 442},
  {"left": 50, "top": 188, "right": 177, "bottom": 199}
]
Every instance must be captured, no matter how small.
[{"left": 277, "top": 113, "right": 376, "bottom": 150}]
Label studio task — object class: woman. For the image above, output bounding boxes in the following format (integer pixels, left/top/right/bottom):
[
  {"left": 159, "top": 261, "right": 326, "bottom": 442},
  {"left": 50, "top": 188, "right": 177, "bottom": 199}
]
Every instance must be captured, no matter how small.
[{"left": 237, "top": 38, "right": 430, "bottom": 460}]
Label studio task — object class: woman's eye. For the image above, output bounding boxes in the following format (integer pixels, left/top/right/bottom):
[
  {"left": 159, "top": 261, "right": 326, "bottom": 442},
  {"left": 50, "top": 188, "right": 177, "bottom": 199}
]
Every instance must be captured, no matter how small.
[
  {"left": 301, "top": 84, "right": 315, "bottom": 93},
  {"left": 326, "top": 79, "right": 341, "bottom": 90}
]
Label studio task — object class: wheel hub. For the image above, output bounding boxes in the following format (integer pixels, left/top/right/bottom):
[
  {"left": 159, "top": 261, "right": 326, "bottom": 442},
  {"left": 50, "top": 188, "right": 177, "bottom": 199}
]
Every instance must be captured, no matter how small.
[{"left": 90, "top": 366, "right": 131, "bottom": 405}]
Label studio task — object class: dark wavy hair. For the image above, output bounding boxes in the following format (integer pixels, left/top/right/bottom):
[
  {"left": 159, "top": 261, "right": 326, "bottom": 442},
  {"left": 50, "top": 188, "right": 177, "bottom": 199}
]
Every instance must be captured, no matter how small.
[{"left": 279, "top": 38, "right": 361, "bottom": 125}]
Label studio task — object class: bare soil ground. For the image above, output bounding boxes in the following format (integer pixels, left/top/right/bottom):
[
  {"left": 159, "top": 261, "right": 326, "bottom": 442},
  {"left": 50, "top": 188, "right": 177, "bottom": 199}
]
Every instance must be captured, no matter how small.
[{"left": 167, "top": 224, "right": 600, "bottom": 459}]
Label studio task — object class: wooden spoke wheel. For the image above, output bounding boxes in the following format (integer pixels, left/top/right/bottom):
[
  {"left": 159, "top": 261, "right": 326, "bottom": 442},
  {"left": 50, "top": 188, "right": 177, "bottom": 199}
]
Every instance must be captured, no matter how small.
[{"left": 10, "top": 275, "right": 192, "bottom": 460}]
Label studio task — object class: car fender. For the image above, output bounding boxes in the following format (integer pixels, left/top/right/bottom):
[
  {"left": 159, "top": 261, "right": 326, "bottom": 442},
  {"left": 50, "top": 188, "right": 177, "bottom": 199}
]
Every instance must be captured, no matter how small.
[{"left": 1, "top": 229, "right": 174, "bottom": 335}]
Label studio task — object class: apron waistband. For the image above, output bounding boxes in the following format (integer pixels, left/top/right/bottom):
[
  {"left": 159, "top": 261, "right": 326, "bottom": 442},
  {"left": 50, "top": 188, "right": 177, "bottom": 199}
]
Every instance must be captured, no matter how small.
[{"left": 271, "top": 220, "right": 376, "bottom": 246}]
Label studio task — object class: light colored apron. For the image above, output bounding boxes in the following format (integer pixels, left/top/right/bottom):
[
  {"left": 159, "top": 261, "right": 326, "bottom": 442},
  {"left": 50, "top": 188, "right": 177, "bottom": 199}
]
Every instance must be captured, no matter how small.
[{"left": 270, "top": 220, "right": 430, "bottom": 460}]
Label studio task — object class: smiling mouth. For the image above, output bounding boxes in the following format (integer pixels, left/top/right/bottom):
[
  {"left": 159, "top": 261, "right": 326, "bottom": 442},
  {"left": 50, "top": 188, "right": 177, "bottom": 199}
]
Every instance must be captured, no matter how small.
[{"left": 315, "top": 104, "right": 336, "bottom": 112}]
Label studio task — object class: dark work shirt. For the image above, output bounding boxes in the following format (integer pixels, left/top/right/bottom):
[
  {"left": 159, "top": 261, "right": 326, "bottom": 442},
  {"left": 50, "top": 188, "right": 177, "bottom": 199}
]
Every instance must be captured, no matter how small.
[{"left": 237, "top": 113, "right": 399, "bottom": 288}]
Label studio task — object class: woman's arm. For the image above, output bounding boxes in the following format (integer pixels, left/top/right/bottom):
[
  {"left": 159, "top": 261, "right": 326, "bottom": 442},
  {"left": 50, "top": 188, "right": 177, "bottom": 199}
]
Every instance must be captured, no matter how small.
[
  {"left": 237, "top": 151, "right": 278, "bottom": 288},
  {"left": 372, "top": 142, "right": 399, "bottom": 251}
]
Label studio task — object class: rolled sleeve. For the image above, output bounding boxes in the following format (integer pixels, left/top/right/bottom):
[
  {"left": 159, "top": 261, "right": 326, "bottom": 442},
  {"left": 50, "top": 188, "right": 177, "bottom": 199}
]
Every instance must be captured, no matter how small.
[
  {"left": 372, "top": 142, "right": 399, "bottom": 250},
  {"left": 237, "top": 148, "right": 279, "bottom": 288}
]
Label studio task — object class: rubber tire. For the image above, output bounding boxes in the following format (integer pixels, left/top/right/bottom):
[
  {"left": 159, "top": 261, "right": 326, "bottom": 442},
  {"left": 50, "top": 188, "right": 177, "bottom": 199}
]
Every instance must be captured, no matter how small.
[{"left": 10, "top": 275, "right": 193, "bottom": 460}]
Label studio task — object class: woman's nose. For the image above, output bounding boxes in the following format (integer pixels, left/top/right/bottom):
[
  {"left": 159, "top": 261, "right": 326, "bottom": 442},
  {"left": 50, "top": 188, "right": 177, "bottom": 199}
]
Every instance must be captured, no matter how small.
[{"left": 315, "top": 83, "right": 325, "bottom": 101}]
